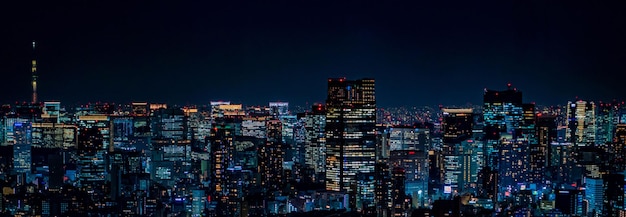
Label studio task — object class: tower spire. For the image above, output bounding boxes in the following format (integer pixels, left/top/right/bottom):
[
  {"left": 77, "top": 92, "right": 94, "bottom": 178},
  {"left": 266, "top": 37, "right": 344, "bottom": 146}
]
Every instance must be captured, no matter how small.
[{"left": 31, "top": 40, "right": 37, "bottom": 104}]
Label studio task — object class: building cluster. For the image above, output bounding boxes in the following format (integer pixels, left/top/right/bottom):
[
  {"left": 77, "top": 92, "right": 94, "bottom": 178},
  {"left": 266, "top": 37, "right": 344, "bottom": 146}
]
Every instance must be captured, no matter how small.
[{"left": 1, "top": 78, "right": 626, "bottom": 217}]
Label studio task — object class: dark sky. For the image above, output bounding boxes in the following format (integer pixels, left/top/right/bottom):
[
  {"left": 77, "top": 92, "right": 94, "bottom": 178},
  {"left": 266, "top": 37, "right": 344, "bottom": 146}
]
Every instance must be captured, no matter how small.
[{"left": 2, "top": 1, "right": 626, "bottom": 107}]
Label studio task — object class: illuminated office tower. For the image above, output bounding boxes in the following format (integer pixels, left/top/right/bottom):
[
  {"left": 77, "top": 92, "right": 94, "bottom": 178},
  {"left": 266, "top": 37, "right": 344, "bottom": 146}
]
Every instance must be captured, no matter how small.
[
  {"left": 585, "top": 176, "right": 604, "bottom": 216},
  {"left": 325, "top": 78, "right": 376, "bottom": 197},
  {"left": 209, "top": 116, "right": 242, "bottom": 201},
  {"left": 565, "top": 100, "right": 596, "bottom": 146},
  {"left": 299, "top": 104, "right": 326, "bottom": 182},
  {"left": 529, "top": 115, "right": 556, "bottom": 186},
  {"left": 483, "top": 85, "right": 523, "bottom": 133},
  {"left": 269, "top": 102, "right": 297, "bottom": 162},
  {"left": 260, "top": 119, "right": 284, "bottom": 196},
  {"left": 585, "top": 174, "right": 625, "bottom": 217},
  {"left": 498, "top": 103, "right": 534, "bottom": 187},
  {"left": 458, "top": 139, "right": 482, "bottom": 190},
  {"left": 77, "top": 126, "right": 106, "bottom": 194},
  {"left": 76, "top": 115, "right": 111, "bottom": 196},
  {"left": 13, "top": 122, "right": 32, "bottom": 174},
  {"left": 482, "top": 85, "right": 523, "bottom": 168},
  {"left": 521, "top": 104, "right": 537, "bottom": 143},
  {"left": 441, "top": 108, "right": 473, "bottom": 192},
  {"left": 595, "top": 102, "right": 618, "bottom": 145},
  {"left": 498, "top": 135, "right": 529, "bottom": 188}
]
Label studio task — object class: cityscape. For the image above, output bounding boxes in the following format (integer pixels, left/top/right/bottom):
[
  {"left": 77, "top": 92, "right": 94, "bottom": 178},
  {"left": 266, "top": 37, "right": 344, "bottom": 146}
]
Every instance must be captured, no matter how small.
[
  {"left": 2, "top": 75, "right": 626, "bottom": 216},
  {"left": 4, "top": 1, "right": 626, "bottom": 217}
]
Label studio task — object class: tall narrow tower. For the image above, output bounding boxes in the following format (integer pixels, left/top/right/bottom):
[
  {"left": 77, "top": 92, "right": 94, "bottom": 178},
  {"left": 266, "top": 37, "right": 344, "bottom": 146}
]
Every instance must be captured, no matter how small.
[{"left": 31, "top": 40, "right": 38, "bottom": 104}]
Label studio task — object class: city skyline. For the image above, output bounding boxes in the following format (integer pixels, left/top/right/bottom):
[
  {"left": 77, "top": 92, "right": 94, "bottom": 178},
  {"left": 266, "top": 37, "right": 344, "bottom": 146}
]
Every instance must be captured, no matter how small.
[
  {"left": 3, "top": 1, "right": 626, "bottom": 107},
  {"left": 0, "top": 77, "right": 625, "bottom": 216}
]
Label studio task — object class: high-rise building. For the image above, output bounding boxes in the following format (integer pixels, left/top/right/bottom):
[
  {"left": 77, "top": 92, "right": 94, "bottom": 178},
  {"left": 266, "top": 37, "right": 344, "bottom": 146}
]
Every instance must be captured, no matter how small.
[
  {"left": 299, "top": 104, "right": 326, "bottom": 182},
  {"left": 389, "top": 149, "right": 428, "bottom": 208},
  {"left": 483, "top": 85, "right": 523, "bottom": 169},
  {"left": 325, "top": 78, "right": 377, "bottom": 200},
  {"left": 260, "top": 119, "right": 284, "bottom": 196},
  {"left": 530, "top": 115, "right": 556, "bottom": 186},
  {"left": 483, "top": 85, "right": 534, "bottom": 197},
  {"left": 13, "top": 122, "right": 32, "bottom": 174},
  {"left": 441, "top": 108, "right": 473, "bottom": 192},
  {"left": 225, "top": 166, "right": 253, "bottom": 217},
  {"left": 391, "top": 167, "right": 408, "bottom": 217},
  {"left": 77, "top": 125, "right": 106, "bottom": 193},
  {"left": 566, "top": 100, "right": 596, "bottom": 146},
  {"left": 585, "top": 174, "right": 626, "bottom": 217}
]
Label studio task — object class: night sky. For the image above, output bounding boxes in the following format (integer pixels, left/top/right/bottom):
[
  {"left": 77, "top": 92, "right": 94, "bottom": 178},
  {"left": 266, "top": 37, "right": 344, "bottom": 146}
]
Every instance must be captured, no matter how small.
[{"left": 2, "top": 1, "right": 626, "bottom": 107}]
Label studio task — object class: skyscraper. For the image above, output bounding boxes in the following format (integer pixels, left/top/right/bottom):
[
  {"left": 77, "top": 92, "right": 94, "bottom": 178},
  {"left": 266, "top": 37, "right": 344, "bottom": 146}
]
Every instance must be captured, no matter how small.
[
  {"left": 325, "top": 78, "right": 376, "bottom": 204},
  {"left": 441, "top": 108, "right": 473, "bottom": 192},
  {"left": 482, "top": 84, "right": 523, "bottom": 169},
  {"left": 299, "top": 104, "right": 326, "bottom": 182},
  {"left": 13, "top": 121, "right": 32, "bottom": 174},
  {"left": 530, "top": 115, "right": 556, "bottom": 186}
]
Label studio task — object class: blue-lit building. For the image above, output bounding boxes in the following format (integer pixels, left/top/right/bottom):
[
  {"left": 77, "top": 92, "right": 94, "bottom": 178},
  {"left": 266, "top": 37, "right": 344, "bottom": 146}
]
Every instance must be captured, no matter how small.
[
  {"left": 13, "top": 121, "right": 32, "bottom": 175},
  {"left": 441, "top": 108, "right": 473, "bottom": 193}
]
